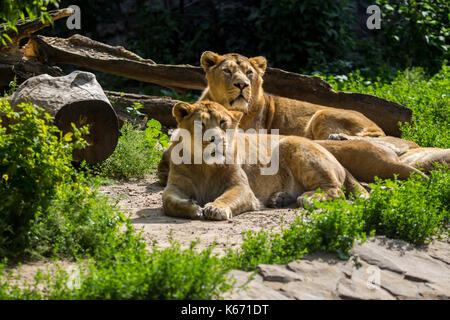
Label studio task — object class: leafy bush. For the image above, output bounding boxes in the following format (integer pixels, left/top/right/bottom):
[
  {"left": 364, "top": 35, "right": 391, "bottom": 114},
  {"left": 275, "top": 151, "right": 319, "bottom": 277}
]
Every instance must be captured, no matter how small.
[
  {"left": 373, "top": 0, "right": 449, "bottom": 74},
  {"left": 97, "top": 119, "right": 168, "bottom": 180},
  {"left": 0, "top": 100, "right": 128, "bottom": 259},
  {"left": 326, "top": 64, "right": 450, "bottom": 148},
  {"left": 0, "top": 233, "right": 234, "bottom": 300},
  {"left": 52, "top": 240, "right": 233, "bottom": 300},
  {"left": 253, "top": 0, "right": 358, "bottom": 74},
  {"left": 226, "top": 167, "right": 449, "bottom": 271},
  {"left": 361, "top": 168, "right": 449, "bottom": 243},
  {"left": 224, "top": 193, "right": 368, "bottom": 271},
  {"left": 0, "top": 100, "right": 79, "bottom": 258},
  {"left": 0, "top": 0, "right": 60, "bottom": 46}
]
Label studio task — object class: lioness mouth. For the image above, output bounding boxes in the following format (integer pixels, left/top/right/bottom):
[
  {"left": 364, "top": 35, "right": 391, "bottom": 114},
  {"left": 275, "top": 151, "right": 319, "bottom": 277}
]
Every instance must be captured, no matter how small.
[{"left": 230, "top": 94, "right": 246, "bottom": 106}]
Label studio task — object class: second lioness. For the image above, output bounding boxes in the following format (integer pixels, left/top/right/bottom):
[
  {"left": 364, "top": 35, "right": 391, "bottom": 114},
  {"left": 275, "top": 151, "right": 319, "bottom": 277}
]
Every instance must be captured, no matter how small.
[
  {"left": 198, "top": 51, "right": 385, "bottom": 139},
  {"left": 163, "top": 101, "right": 367, "bottom": 220}
]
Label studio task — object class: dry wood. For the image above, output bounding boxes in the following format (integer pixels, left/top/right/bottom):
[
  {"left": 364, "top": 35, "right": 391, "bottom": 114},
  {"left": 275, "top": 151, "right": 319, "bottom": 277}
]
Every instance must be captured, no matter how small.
[
  {"left": 0, "top": 8, "right": 75, "bottom": 52},
  {"left": 0, "top": 55, "right": 64, "bottom": 90},
  {"left": 9, "top": 71, "right": 119, "bottom": 164},
  {"left": 26, "top": 34, "right": 411, "bottom": 136},
  {"left": 105, "top": 90, "right": 179, "bottom": 128}
]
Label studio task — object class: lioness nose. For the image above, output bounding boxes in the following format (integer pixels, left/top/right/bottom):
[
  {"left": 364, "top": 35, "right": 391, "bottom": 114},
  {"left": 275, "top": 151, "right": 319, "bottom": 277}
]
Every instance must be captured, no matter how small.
[{"left": 234, "top": 81, "right": 249, "bottom": 90}]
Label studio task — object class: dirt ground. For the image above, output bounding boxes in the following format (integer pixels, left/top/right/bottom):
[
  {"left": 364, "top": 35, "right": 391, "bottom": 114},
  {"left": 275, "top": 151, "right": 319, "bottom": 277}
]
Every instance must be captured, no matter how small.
[{"left": 100, "top": 174, "right": 303, "bottom": 255}]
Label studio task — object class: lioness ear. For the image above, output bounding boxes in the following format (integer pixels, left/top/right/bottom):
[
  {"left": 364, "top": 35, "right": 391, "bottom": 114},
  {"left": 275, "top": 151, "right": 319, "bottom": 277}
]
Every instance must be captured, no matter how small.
[
  {"left": 201, "top": 51, "right": 221, "bottom": 71},
  {"left": 249, "top": 56, "right": 267, "bottom": 75},
  {"left": 173, "top": 102, "right": 193, "bottom": 124},
  {"left": 230, "top": 111, "right": 243, "bottom": 125}
]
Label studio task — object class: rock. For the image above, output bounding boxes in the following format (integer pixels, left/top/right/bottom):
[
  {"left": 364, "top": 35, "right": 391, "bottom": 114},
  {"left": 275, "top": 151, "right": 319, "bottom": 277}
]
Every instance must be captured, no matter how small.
[
  {"left": 352, "top": 236, "right": 450, "bottom": 284},
  {"left": 280, "top": 281, "right": 338, "bottom": 300},
  {"left": 222, "top": 237, "right": 450, "bottom": 300},
  {"left": 337, "top": 277, "right": 395, "bottom": 300},
  {"left": 287, "top": 259, "right": 346, "bottom": 290},
  {"left": 421, "top": 282, "right": 450, "bottom": 299},
  {"left": 352, "top": 260, "right": 426, "bottom": 299},
  {"left": 257, "top": 264, "right": 304, "bottom": 283},
  {"left": 420, "top": 240, "right": 450, "bottom": 266},
  {"left": 351, "top": 239, "right": 405, "bottom": 274},
  {"left": 224, "top": 270, "right": 292, "bottom": 300},
  {"left": 226, "top": 269, "right": 262, "bottom": 288}
]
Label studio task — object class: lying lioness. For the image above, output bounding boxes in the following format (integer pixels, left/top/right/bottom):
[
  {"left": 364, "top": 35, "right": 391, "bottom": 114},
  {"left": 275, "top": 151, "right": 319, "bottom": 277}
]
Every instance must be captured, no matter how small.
[
  {"left": 198, "top": 51, "right": 385, "bottom": 139},
  {"left": 163, "top": 101, "right": 368, "bottom": 220},
  {"left": 328, "top": 133, "right": 449, "bottom": 173},
  {"left": 158, "top": 136, "right": 425, "bottom": 187}
]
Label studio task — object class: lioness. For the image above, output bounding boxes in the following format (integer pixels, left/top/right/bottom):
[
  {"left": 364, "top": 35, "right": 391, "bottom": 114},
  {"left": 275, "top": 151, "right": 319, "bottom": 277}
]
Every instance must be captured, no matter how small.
[
  {"left": 328, "top": 133, "right": 449, "bottom": 173},
  {"left": 163, "top": 101, "right": 367, "bottom": 220},
  {"left": 198, "top": 51, "right": 385, "bottom": 139}
]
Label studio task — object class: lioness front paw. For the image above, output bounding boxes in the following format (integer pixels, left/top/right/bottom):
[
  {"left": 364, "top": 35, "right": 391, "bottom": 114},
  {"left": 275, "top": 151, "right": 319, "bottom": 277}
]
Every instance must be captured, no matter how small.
[{"left": 203, "top": 203, "right": 232, "bottom": 221}]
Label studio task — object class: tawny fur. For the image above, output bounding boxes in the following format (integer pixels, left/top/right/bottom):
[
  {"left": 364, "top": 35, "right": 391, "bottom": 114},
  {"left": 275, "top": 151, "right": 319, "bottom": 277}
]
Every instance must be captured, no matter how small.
[
  {"left": 198, "top": 51, "right": 385, "bottom": 139},
  {"left": 327, "top": 133, "right": 449, "bottom": 173},
  {"left": 162, "top": 101, "right": 367, "bottom": 220}
]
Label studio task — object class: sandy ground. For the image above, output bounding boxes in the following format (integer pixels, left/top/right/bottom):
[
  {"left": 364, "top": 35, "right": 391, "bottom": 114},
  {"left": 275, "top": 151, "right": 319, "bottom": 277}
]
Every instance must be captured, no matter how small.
[{"left": 100, "top": 174, "right": 303, "bottom": 255}]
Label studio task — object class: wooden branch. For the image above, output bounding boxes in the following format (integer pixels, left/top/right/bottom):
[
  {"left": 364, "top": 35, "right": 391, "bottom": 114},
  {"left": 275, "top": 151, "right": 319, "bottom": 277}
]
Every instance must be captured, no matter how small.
[
  {"left": 26, "top": 34, "right": 412, "bottom": 136},
  {"left": 0, "top": 8, "right": 75, "bottom": 50},
  {"left": 105, "top": 90, "right": 179, "bottom": 128}
]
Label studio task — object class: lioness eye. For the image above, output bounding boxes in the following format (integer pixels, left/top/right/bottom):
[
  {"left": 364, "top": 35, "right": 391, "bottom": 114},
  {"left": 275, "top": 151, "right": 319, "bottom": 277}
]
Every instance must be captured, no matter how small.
[
  {"left": 223, "top": 69, "right": 231, "bottom": 75},
  {"left": 246, "top": 70, "right": 253, "bottom": 76},
  {"left": 220, "top": 120, "right": 227, "bottom": 129}
]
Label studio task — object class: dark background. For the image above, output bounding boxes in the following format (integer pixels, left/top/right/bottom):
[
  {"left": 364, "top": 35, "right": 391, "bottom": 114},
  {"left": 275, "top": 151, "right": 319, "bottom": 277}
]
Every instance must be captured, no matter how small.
[{"left": 41, "top": 0, "right": 449, "bottom": 94}]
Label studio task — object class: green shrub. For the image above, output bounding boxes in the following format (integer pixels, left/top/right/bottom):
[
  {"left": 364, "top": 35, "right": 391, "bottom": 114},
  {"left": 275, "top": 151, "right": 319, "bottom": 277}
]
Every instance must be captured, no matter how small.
[
  {"left": 0, "top": 100, "right": 82, "bottom": 258},
  {"left": 0, "top": 233, "right": 234, "bottom": 300},
  {"left": 227, "top": 167, "right": 449, "bottom": 271},
  {"left": 225, "top": 192, "right": 368, "bottom": 271},
  {"left": 98, "top": 119, "right": 168, "bottom": 180},
  {"left": 0, "top": 100, "right": 128, "bottom": 260},
  {"left": 54, "top": 240, "right": 233, "bottom": 300},
  {"left": 373, "top": 0, "right": 449, "bottom": 74},
  {"left": 361, "top": 168, "right": 449, "bottom": 243},
  {"left": 0, "top": 0, "right": 60, "bottom": 46}
]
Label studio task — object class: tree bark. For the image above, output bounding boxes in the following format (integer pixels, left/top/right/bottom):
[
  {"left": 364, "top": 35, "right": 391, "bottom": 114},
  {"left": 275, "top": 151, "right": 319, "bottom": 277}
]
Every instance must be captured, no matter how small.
[
  {"left": 26, "top": 34, "right": 411, "bottom": 136},
  {"left": 0, "top": 8, "right": 75, "bottom": 53},
  {"left": 0, "top": 55, "right": 64, "bottom": 91},
  {"left": 105, "top": 90, "right": 179, "bottom": 128},
  {"left": 8, "top": 71, "right": 119, "bottom": 164}
]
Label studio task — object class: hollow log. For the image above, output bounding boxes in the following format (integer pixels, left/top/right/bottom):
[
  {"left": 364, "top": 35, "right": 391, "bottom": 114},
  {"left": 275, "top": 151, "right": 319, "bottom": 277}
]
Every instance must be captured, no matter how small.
[
  {"left": 8, "top": 71, "right": 119, "bottom": 164},
  {"left": 25, "top": 34, "right": 412, "bottom": 136}
]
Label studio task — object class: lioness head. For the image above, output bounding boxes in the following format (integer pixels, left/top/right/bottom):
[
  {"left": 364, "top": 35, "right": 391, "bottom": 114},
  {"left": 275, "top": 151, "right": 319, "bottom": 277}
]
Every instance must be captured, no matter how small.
[
  {"left": 172, "top": 101, "right": 243, "bottom": 159},
  {"left": 200, "top": 51, "right": 267, "bottom": 113}
]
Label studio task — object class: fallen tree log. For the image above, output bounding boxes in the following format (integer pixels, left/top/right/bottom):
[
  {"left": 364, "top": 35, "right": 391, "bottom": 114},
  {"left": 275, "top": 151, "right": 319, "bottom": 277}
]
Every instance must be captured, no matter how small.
[
  {"left": 0, "top": 55, "right": 64, "bottom": 91},
  {"left": 0, "top": 8, "right": 75, "bottom": 54},
  {"left": 8, "top": 71, "right": 119, "bottom": 164},
  {"left": 25, "top": 34, "right": 412, "bottom": 136},
  {"left": 105, "top": 91, "right": 179, "bottom": 128}
]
